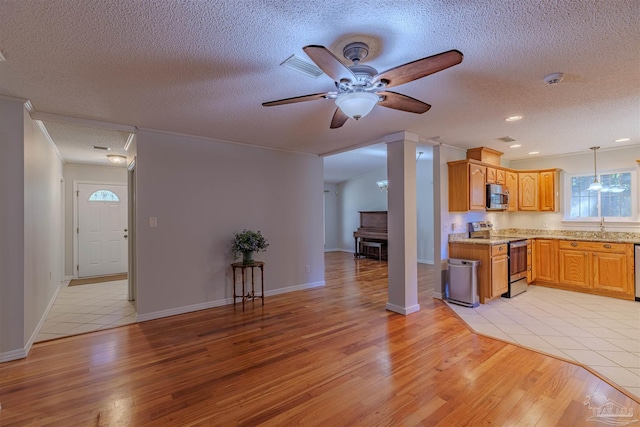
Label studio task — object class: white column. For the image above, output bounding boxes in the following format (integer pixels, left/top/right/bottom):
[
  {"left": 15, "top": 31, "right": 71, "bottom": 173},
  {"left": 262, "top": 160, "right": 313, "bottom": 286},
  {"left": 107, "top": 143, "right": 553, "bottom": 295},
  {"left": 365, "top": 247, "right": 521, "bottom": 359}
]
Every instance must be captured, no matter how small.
[{"left": 385, "top": 131, "right": 419, "bottom": 315}]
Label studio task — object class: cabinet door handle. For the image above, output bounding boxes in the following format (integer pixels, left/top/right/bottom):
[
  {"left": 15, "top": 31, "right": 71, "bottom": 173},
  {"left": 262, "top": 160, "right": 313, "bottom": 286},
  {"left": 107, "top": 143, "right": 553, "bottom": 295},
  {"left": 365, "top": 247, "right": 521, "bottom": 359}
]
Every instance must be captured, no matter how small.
[
  {"left": 570, "top": 242, "right": 578, "bottom": 247},
  {"left": 603, "top": 244, "right": 612, "bottom": 249}
]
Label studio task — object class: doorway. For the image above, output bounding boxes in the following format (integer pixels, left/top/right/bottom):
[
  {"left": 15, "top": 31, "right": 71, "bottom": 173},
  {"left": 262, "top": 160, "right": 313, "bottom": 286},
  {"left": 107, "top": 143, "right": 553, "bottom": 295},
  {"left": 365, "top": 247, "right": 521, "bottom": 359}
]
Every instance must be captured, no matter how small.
[{"left": 74, "top": 182, "right": 128, "bottom": 278}]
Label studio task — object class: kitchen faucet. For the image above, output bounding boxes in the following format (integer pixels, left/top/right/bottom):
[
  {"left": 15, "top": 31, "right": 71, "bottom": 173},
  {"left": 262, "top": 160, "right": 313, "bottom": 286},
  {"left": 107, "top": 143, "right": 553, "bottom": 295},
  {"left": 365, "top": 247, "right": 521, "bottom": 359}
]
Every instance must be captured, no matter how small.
[{"left": 600, "top": 217, "right": 606, "bottom": 233}]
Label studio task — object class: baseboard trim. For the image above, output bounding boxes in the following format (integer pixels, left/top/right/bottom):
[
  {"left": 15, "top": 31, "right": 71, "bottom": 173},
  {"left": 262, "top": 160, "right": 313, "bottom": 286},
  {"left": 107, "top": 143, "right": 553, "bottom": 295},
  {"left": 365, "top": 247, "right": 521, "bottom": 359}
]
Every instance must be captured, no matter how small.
[
  {"left": 417, "top": 258, "right": 434, "bottom": 265},
  {"left": 324, "top": 248, "right": 352, "bottom": 253},
  {"left": 385, "top": 303, "right": 421, "bottom": 315},
  {"left": 137, "top": 281, "right": 326, "bottom": 323},
  {"left": 0, "top": 348, "right": 27, "bottom": 364},
  {"left": 23, "top": 282, "right": 62, "bottom": 358},
  {"left": 432, "top": 292, "right": 443, "bottom": 300}
]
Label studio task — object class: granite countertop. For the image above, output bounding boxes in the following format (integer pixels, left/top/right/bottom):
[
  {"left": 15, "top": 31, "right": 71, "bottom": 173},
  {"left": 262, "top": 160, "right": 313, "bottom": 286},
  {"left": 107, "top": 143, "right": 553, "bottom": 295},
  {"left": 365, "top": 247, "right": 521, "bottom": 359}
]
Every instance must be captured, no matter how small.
[{"left": 449, "top": 231, "right": 640, "bottom": 245}]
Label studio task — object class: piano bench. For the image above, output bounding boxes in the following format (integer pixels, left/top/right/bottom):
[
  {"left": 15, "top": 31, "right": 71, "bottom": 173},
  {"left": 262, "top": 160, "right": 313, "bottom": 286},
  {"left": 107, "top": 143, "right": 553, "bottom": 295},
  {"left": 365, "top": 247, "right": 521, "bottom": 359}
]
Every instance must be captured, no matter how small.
[{"left": 360, "top": 241, "right": 383, "bottom": 262}]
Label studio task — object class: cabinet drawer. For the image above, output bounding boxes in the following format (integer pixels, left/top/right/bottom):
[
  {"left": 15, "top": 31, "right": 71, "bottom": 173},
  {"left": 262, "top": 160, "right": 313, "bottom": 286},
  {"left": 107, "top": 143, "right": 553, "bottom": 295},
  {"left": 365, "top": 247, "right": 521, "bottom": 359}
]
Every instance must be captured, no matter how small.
[
  {"left": 558, "top": 241, "right": 627, "bottom": 253},
  {"left": 491, "top": 244, "right": 508, "bottom": 256}
]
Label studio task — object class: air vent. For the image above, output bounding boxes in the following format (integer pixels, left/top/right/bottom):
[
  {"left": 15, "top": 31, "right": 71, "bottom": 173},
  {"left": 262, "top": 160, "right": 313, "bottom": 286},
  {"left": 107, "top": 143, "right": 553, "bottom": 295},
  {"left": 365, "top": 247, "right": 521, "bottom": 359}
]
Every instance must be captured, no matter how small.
[
  {"left": 280, "top": 54, "right": 324, "bottom": 78},
  {"left": 496, "top": 136, "right": 516, "bottom": 143},
  {"left": 92, "top": 145, "right": 111, "bottom": 151}
]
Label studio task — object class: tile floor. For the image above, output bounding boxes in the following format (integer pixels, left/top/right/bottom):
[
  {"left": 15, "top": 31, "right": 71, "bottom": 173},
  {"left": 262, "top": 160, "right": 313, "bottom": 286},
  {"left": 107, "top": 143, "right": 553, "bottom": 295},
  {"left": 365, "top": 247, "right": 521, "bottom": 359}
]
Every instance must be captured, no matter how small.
[
  {"left": 35, "top": 279, "right": 136, "bottom": 342},
  {"left": 445, "top": 285, "right": 640, "bottom": 399}
]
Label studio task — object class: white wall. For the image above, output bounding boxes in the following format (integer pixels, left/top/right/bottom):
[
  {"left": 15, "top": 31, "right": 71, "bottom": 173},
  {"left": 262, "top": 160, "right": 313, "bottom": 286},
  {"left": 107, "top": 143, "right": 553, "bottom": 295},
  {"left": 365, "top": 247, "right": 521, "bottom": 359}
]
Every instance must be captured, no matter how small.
[
  {"left": 0, "top": 97, "right": 64, "bottom": 361},
  {"left": 416, "top": 147, "right": 435, "bottom": 264},
  {"left": 134, "top": 130, "right": 324, "bottom": 320},
  {"left": 0, "top": 97, "right": 26, "bottom": 357},
  {"left": 23, "top": 107, "right": 64, "bottom": 345},
  {"left": 62, "top": 164, "right": 127, "bottom": 277},
  {"left": 336, "top": 165, "right": 388, "bottom": 252},
  {"left": 323, "top": 183, "right": 339, "bottom": 251}
]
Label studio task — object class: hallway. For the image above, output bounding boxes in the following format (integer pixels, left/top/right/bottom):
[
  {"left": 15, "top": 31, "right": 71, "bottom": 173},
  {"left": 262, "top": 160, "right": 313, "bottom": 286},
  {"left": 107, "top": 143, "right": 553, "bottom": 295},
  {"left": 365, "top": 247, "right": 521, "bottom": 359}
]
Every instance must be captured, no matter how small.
[{"left": 35, "top": 279, "right": 135, "bottom": 342}]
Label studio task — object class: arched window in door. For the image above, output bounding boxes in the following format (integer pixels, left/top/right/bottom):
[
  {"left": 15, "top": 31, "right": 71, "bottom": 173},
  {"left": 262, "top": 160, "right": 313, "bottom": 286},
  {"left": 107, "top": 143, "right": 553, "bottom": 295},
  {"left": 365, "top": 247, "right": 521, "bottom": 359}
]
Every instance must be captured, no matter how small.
[{"left": 88, "top": 189, "right": 120, "bottom": 202}]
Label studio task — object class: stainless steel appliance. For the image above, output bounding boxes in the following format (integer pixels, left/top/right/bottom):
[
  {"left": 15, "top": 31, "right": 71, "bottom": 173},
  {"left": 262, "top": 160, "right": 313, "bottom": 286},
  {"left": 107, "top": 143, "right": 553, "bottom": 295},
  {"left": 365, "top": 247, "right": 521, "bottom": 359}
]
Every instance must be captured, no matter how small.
[
  {"left": 468, "top": 221, "right": 493, "bottom": 238},
  {"left": 486, "top": 183, "right": 509, "bottom": 210},
  {"left": 634, "top": 245, "right": 640, "bottom": 301},
  {"left": 503, "top": 239, "right": 528, "bottom": 298}
]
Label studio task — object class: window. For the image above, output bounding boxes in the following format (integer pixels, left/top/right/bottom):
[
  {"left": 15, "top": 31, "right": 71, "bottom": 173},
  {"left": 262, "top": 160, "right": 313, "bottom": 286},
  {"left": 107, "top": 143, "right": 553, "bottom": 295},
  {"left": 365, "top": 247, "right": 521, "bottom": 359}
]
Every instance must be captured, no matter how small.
[
  {"left": 567, "top": 170, "right": 635, "bottom": 220},
  {"left": 88, "top": 189, "right": 120, "bottom": 202}
]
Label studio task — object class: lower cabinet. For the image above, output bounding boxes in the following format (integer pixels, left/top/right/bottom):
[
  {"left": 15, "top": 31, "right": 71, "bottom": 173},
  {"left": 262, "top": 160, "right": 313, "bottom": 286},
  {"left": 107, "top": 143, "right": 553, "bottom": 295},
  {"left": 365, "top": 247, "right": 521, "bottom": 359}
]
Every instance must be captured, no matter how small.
[
  {"left": 535, "top": 239, "right": 558, "bottom": 283},
  {"left": 538, "top": 240, "right": 634, "bottom": 300},
  {"left": 491, "top": 252, "right": 509, "bottom": 296},
  {"left": 448, "top": 242, "right": 508, "bottom": 304}
]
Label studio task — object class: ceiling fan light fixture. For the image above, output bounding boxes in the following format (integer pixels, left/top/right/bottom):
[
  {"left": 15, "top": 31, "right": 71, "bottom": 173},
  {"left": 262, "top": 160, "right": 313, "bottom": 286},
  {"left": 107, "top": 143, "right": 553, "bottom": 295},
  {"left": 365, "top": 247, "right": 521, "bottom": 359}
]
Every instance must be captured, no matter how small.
[
  {"left": 335, "top": 92, "right": 379, "bottom": 120},
  {"left": 107, "top": 154, "right": 127, "bottom": 164}
]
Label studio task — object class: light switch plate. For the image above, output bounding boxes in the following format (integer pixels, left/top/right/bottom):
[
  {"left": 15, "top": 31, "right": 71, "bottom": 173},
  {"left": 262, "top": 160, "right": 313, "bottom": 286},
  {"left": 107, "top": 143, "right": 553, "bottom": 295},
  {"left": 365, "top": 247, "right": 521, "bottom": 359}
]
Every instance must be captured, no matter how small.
[{"left": 149, "top": 217, "right": 158, "bottom": 228}]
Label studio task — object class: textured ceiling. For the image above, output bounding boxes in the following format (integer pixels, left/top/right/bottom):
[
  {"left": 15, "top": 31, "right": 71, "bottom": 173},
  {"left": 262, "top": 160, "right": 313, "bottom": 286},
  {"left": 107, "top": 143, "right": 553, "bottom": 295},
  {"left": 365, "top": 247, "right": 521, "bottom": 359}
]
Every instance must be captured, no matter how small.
[{"left": 1, "top": 0, "right": 638, "bottom": 172}]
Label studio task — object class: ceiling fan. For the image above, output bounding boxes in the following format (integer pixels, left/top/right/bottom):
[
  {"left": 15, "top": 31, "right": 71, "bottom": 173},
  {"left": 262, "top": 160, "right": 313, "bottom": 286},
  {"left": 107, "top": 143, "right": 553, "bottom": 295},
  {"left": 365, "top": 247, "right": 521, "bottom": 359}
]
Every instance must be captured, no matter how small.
[{"left": 262, "top": 42, "right": 463, "bottom": 129}]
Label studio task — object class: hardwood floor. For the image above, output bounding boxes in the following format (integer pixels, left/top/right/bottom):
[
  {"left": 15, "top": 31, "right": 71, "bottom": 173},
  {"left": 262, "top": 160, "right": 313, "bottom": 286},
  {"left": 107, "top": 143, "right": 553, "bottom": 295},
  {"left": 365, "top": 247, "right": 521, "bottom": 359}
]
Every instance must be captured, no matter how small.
[{"left": 1, "top": 252, "right": 638, "bottom": 426}]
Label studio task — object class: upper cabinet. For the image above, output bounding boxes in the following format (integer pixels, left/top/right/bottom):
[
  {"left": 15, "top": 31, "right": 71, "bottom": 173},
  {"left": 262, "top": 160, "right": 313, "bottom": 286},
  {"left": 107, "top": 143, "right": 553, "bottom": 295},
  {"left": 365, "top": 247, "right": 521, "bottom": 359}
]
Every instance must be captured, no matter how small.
[
  {"left": 447, "top": 147, "right": 561, "bottom": 212},
  {"left": 448, "top": 161, "right": 486, "bottom": 211},
  {"left": 469, "top": 164, "right": 487, "bottom": 211},
  {"left": 518, "top": 172, "right": 539, "bottom": 211},
  {"left": 505, "top": 171, "right": 518, "bottom": 212},
  {"left": 539, "top": 169, "right": 559, "bottom": 211}
]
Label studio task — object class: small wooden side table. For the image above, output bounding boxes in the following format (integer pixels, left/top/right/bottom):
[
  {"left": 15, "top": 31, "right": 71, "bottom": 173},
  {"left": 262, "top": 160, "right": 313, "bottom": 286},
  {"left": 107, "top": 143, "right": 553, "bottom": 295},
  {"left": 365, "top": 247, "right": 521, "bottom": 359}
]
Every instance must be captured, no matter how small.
[{"left": 231, "top": 261, "right": 264, "bottom": 310}]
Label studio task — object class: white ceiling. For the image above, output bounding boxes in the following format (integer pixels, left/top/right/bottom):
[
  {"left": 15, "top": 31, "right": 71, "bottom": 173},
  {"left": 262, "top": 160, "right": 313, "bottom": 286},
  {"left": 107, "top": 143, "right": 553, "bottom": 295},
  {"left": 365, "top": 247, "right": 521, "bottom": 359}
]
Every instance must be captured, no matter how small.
[{"left": 1, "top": 0, "right": 638, "bottom": 176}]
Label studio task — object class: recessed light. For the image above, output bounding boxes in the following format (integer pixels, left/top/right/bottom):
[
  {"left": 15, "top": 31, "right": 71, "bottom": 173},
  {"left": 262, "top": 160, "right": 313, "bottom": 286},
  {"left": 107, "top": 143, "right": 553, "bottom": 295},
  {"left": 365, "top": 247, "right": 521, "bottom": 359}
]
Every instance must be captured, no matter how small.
[
  {"left": 509, "top": 144, "right": 522, "bottom": 148},
  {"left": 505, "top": 115, "right": 522, "bottom": 122},
  {"left": 614, "top": 138, "right": 630, "bottom": 142},
  {"left": 528, "top": 151, "right": 539, "bottom": 155}
]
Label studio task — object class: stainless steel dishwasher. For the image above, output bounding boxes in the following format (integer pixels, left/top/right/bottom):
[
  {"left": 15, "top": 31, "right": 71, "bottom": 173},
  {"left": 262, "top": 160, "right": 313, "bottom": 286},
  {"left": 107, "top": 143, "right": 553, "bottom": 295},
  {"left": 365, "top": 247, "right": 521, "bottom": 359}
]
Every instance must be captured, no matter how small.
[{"left": 446, "top": 258, "right": 481, "bottom": 308}]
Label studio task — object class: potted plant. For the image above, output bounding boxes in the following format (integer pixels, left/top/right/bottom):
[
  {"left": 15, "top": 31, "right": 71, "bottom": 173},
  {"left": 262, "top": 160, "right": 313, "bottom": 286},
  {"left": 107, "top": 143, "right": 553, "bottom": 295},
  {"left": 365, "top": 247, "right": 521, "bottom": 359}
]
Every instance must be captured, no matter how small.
[{"left": 232, "top": 229, "right": 269, "bottom": 264}]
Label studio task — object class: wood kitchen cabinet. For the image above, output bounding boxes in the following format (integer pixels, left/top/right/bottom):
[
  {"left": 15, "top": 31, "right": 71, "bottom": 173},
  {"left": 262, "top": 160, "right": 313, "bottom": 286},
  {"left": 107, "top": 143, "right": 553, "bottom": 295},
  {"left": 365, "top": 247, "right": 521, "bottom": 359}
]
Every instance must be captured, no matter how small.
[
  {"left": 518, "top": 172, "right": 539, "bottom": 211},
  {"left": 538, "top": 169, "right": 559, "bottom": 211},
  {"left": 556, "top": 241, "right": 634, "bottom": 299},
  {"left": 448, "top": 161, "right": 486, "bottom": 211},
  {"left": 447, "top": 148, "right": 561, "bottom": 212},
  {"left": 448, "top": 242, "right": 508, "bottom": 304},
  {"left": 505, "top": 171, "right": 518, "bottom": 211},
  {"left": 491, "top": 244, "right": 509, "bottom": 296},
  {"left": 486, "top": 167, "right": 506, "bottom": 185},
  {"left": 534, "top": 239, "right": 558, "bottom": 282}
]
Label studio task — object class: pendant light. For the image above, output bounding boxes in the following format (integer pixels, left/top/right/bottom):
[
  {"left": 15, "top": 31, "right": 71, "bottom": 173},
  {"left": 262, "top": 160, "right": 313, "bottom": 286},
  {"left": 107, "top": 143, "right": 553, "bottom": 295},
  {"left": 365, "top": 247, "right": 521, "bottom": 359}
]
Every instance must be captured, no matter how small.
[{"left": 587, "top": 146, "right": 602, "bottom": 191}]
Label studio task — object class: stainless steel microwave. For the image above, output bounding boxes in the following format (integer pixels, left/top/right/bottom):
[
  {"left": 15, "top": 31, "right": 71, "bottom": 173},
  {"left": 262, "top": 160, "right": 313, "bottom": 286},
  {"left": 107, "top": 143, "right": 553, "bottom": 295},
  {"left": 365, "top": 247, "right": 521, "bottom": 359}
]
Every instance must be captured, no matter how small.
[{"left": 486, "top": 183, "right": 509, "bottom": 210}]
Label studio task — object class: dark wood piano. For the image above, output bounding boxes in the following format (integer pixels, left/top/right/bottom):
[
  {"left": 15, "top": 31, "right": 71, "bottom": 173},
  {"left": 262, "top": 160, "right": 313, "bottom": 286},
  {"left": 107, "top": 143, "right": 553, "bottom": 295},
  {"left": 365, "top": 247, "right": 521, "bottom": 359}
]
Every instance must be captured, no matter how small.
[{"left": 353, "top": 211, "right": 388, "bottom": 260}]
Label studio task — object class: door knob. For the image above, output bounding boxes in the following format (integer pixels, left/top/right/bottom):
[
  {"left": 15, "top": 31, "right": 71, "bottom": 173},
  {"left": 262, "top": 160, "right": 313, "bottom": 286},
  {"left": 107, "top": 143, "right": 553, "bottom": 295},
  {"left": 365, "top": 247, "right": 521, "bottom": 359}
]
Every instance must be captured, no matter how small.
[{"left": 124, "top": 235, "right": 128, "bottom": 239}]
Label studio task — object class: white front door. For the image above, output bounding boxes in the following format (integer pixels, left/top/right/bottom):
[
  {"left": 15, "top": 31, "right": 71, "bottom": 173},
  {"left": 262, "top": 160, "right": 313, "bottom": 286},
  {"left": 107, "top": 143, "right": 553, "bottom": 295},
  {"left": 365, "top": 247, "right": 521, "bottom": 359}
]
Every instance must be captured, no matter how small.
[{"left": 77, "top": 183, "right": 128, "bottom": 278}]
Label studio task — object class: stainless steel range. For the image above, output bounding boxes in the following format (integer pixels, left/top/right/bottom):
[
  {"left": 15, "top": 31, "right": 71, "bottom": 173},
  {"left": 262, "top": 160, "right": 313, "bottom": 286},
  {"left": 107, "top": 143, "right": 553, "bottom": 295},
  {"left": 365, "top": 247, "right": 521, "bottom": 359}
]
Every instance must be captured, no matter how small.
[{"left": 468, "top": 221, "right": 528, "bottom": 298}]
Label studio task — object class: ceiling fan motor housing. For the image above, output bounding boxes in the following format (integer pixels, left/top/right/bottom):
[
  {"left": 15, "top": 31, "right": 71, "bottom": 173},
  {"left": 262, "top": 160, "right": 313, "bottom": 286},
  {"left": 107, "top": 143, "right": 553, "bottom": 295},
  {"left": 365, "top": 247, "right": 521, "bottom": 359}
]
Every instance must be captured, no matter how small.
[{"left": 343, "top": 42, "right": 369, "bottom": 63}]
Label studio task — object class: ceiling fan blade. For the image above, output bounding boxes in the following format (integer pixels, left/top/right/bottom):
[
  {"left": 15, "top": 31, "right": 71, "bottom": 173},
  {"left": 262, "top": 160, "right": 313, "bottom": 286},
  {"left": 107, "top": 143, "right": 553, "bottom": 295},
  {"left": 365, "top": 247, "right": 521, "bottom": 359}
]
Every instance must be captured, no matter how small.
[
  {"left": 262, "top": 92, "right": 331, "bottom": 106},
  {"left": 303, "top": 45, "right": 357, "bottom": 83},
  {"left": 377, "top": 91, "right": 431, "bottom": 114},
  {"left": 330, "top": 108, "right": 349, "bottom": 129},
  {"left": 373, "top": 49, "right": 463, "bottom": 88}
]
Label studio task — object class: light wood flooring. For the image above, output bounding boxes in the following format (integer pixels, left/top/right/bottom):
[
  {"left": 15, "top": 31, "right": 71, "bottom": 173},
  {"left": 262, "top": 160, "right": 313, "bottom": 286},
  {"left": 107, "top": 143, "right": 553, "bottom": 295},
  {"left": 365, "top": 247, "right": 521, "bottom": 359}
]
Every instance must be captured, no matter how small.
[{"left": 0, "top": 252, "right": 638, "bottom": 426}]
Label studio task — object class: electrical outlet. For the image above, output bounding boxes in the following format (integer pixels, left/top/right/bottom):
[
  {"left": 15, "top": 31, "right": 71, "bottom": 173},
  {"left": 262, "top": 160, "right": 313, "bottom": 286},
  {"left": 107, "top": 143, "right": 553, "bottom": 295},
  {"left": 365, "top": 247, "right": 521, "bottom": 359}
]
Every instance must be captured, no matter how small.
[
  {"left": 149, "top": 217, "right": 158, "bottom": 228},
  {"left": 542, "top": 220, "right": 549, "bottom": 228},
  {"left": 305, "top": 265, "right": 310, "bottom": 273}
]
